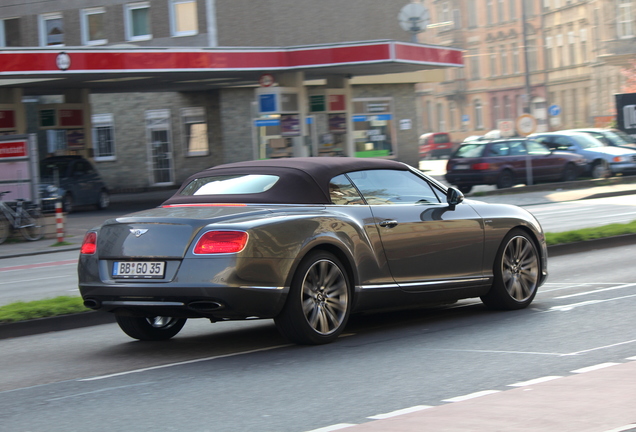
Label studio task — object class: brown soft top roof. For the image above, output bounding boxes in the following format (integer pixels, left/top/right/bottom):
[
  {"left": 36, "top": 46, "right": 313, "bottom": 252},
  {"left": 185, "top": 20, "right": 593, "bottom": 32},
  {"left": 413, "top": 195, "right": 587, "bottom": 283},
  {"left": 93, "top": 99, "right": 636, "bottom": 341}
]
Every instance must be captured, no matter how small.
[{"left": 162, "top": 157, "right": 409, "bottom": 205}]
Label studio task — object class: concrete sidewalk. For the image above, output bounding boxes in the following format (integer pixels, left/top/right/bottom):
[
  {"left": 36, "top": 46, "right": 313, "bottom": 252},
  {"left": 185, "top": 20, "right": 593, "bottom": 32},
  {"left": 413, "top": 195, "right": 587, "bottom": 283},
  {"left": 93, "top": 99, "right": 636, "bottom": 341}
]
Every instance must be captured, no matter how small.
[{"left": 340, "top": 360, "right": 636, "bottom": 432}]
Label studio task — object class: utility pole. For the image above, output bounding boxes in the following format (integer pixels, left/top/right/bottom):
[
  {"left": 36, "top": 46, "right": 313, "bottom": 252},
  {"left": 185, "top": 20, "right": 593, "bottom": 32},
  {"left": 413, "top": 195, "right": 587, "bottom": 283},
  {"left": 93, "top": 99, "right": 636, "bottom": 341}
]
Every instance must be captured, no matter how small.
[{"left": 521, "top": 0, "right": 533, "bottom": 114}]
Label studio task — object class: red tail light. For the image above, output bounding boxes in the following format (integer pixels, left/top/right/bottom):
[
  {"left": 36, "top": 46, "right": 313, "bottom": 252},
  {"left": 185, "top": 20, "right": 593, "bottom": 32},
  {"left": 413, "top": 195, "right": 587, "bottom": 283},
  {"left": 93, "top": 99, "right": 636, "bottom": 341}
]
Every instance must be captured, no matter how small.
[
  {"left": 194, "top": 231, "right": 248, "bottom": 254},
  {"left": 471, "top": 163, "right": 490, "bottom": 170},
  {"left": 80, "top": 232, "right": 97, "bottom": 255}
]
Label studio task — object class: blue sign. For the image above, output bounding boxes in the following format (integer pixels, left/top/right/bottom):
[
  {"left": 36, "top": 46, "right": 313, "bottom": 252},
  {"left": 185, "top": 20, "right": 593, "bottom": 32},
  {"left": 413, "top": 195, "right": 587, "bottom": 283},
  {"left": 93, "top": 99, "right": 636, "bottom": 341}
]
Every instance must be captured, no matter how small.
[
  {"left": 462, "top": 114, "right": 469, "bottom": 123},
  {"left": 258, "top": 94, "right": 277, "bottom": 113},
  {"left": 548, "top": 104, "right": 561, "bottom": 116}
]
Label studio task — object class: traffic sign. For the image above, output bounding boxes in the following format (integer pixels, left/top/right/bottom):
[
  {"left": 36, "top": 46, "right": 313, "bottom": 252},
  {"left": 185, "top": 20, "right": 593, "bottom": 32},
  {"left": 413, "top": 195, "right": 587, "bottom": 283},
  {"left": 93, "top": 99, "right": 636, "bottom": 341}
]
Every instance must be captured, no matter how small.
[
  {"left": 548, "top": 104, "right": 561, "bottom": 117},
  {"left": 515, "top": 114, "right": 537, "bottom": 136},
  {"left": 497, "top": 119, "right": 514, "bottom": 137}
]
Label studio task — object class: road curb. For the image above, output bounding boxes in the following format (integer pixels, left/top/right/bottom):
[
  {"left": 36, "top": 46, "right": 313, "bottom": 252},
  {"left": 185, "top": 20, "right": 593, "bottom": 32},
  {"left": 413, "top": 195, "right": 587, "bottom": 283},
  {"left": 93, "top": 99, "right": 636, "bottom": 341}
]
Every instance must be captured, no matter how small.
[
  {"left": 0, "top": 311, "right": 115, "bottom": 340},
  {"left": 2, "top": 234, "right": 635, "bottom": 340}
]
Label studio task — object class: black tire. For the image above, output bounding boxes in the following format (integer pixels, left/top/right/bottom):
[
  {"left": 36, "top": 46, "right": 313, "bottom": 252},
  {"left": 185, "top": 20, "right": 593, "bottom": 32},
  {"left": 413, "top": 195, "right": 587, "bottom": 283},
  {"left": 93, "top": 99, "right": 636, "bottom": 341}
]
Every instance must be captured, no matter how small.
[
  {"left": 97, "top": 189, "right": 110, "bottom": 210},
  {"left": 458, "top": 185, "right": 473, "bottom": 194},
  {"left": 481, "top": 229, "right": 540, "bottom": 310},
  {"left": 496, "top": 170, "right": 514, "bottom": 189},
  {"left": 62, "top": 193, "right": 73, "bottom": 213},
  {"left": 115, "top": 315, "right": 187, "bottom": 341},
  {"left": 561, "top": 163, "right": 578, "bottom": 182},
  {"left": 275, "top": 251, "right": 351, "bottom": 345},
  {"left": 0, "top": 215, "right": 9, "bottom": 245},
  {"left": 20, "top": 207, "right": 44, "bottom": 241}
]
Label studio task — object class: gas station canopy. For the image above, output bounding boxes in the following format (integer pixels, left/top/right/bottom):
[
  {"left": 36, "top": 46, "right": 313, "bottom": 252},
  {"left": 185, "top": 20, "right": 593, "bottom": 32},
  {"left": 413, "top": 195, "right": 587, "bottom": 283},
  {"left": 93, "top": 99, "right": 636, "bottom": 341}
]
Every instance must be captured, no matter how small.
[{"left": 0, "top": 40, "right": 463, "bottom": 94}]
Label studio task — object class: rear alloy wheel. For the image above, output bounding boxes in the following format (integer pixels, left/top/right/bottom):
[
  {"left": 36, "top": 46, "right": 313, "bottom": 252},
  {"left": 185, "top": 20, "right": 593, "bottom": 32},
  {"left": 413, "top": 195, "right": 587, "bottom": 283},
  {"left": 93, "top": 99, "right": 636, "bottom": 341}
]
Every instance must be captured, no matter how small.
[
  {"left": 275, "top": 251, "right": 351, "bottom": 345},
  {"left": 496, "top": 170, "right": 514, "bottom": 189},
  {"left": 481, "top": 229, "right": 540, "bottom": 310},
  {"left": 62, "top": 193, "right": 73, "bottom": 213},
  {"left": 591, "top": 160, "right": 609, "bottom": 179},
  {"left": 97, "top": 190, "right": 110, "bottom": 209},
  {"left": 561, "top": 163, "right": 578, "bottom": 182},
  {"left": 115, "top": 315, "right": 187, "bottom": 341}
]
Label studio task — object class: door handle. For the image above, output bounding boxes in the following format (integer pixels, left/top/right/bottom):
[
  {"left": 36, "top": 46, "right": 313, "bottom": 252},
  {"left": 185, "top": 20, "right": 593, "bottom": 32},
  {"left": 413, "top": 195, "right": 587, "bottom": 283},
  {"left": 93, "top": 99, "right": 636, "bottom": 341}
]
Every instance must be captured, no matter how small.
[{"left": 379, "top": 219, "right": 398, "bottom": 228}]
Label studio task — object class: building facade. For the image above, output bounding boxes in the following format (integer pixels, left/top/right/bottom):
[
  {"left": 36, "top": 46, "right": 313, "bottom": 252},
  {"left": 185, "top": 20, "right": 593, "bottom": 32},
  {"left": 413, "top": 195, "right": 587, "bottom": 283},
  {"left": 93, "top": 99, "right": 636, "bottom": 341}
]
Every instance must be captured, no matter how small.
[
  {"left": 417, "top": 0, "right": 635, "bottom": 141},
  {"left": 0, "top": 1, "right": 461, "bottom": 192}
]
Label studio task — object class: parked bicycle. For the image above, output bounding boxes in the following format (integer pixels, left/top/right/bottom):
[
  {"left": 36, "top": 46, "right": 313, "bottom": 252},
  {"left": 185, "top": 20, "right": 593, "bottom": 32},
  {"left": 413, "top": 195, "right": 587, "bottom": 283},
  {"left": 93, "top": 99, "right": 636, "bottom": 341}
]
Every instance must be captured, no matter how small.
[{"left": 0, "top": 191, "right": 45, "bottom": 244}]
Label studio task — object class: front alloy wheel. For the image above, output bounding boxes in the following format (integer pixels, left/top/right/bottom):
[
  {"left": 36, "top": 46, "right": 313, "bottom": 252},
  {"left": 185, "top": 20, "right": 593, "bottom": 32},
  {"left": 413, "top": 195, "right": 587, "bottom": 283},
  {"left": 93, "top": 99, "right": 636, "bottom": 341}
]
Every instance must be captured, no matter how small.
[
  {"left": 275, "top": 251, "right": 351, "bottom": 344},
  {"left": 481, "top": 229, "right": 540, "bottom": 310},
  {"left": 115, "top": 315, "right": 187, "bottom": 341}
]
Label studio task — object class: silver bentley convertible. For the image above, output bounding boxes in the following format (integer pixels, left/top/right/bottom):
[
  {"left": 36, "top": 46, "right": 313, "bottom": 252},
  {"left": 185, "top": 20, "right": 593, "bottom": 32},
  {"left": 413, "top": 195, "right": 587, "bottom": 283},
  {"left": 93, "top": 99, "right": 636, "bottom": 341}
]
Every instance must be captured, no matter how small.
[{"left": 78, "top": 157, "right": 548, "bottom": 345}]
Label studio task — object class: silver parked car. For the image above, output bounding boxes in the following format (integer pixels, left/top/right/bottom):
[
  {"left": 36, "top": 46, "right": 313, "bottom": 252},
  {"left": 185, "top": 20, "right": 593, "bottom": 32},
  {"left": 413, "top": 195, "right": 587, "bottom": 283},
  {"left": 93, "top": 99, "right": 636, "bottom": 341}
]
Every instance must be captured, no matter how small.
[
  {"left": 565, "top": 128, "right": 636, "bottom": 151},
  {"left": 529, "top": 131, "right": 636, "bottom": 178},
  {"left": 79, "top": 157, "right": 548, "bottom": 345}
]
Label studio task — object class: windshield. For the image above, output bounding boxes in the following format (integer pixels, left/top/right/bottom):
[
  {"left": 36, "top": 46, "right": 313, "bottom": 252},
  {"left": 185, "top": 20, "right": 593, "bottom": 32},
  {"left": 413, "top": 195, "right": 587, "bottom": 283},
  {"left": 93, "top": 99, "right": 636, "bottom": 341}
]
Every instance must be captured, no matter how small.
[
  {"left": 453, "top": 143, "right": 486, "bottom": 158},
  {"left": 607, "top": 130, "right": 636, "bottom": 145},
  {"left": 40, "top": 160, "right": 69, "bottom": 178},
  {"left": 180, "top": 174, "right": 279, "bottom": 195}
]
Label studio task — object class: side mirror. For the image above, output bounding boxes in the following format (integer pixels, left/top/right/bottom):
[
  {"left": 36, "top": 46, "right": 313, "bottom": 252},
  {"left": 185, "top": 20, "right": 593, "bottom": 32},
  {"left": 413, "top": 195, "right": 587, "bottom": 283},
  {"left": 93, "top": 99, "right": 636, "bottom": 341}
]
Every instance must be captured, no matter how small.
[{"left": 446, "top": 187, "right": 464, "bottom": 210}]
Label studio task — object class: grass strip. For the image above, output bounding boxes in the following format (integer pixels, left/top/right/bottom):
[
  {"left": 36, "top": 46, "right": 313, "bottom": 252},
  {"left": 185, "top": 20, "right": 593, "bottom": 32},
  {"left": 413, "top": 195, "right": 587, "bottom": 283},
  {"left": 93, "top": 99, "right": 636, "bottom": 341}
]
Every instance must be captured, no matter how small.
[
  {"left": 0, "top": 296, "right": 89, "bottom": 323},
  {"left": 544, "top": 219, "right": 636, "bottom": 246}
]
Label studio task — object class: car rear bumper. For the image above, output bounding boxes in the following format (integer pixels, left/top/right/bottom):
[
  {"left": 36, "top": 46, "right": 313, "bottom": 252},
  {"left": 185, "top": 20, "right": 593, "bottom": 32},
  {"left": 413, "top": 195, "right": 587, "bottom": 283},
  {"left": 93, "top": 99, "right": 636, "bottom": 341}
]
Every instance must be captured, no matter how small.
[{"left": 79, "top": 283, "right": 288, "bottom": 320}]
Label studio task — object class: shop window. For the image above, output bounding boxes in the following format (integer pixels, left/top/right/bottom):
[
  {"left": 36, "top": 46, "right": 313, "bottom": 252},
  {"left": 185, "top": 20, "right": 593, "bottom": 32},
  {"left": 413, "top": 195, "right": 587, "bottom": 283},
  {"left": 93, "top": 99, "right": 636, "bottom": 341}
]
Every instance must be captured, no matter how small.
[
  {"left": 0, "top": 18, "right": 20, "bottom": 47},
  {"left": 81, "top": 8, "right": 107, "bottom": 46},
  {"left": 92, "top": 114, "right": 116, "bottom": 161},
  {"left": 39, "top": 13, "right": 64, "bottom": 47},
  {"left": 352, "top": 98, "right": 395, "bottom": 158},
  {"left": 145, "top": 109, "right": 174, "bottom": 185},
  {"left": 170, "top": 0, "right": 198, "bottom": 37},
  {"left": 182, "top": 107, "right": 208, "bottom": 156},
  {"left": 125, "top": 2, "right": 151, "bottom": 42}
]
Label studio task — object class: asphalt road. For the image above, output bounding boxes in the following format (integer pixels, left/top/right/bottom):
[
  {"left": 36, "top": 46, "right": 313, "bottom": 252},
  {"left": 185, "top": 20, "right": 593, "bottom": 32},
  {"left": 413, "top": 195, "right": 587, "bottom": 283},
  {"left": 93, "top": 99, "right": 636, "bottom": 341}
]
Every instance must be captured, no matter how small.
[{"left": 0, "top": 245, "right": 635, "bottom": 431}]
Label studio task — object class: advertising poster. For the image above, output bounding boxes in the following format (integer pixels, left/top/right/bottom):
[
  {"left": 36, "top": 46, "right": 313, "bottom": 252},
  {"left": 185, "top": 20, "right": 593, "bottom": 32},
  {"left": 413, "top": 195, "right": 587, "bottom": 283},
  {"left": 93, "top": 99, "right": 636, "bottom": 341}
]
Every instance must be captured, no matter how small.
[
  {"left": 328, "top": 113, "right": 346, "bottom": 134},
  {"left": 280, "top": 114, "right": 300, "bottom": 136}
]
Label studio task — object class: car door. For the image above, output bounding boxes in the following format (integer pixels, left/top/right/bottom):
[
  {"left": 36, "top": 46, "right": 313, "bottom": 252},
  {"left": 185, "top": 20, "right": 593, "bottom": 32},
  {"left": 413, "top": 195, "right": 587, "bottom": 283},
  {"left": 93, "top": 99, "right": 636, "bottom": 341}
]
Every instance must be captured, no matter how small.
[
  {"left": 346, "top": 169, "right": 485, "bottom": 291},
  {"left": 526, "top": 140, "right": 559, "bottom": 181}
]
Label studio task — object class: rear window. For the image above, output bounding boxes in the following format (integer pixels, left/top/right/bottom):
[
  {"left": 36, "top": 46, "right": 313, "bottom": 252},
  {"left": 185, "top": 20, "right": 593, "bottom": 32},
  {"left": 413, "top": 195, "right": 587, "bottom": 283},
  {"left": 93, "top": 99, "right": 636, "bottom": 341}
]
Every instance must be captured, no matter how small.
[
  {"left": 433, "top": 134, "right": 450, "bottom": 144},
  {"left": 453, "top": 143, "right": 486, "bottom": 158},
  {"left": 180, "top": 174, "right": 279, "bottom": 196}
]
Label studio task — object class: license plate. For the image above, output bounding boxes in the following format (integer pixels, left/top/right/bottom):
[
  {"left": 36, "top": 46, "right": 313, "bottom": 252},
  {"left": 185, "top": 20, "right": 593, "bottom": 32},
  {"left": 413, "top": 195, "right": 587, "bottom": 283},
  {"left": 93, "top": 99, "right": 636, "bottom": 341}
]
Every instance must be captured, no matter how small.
[
  {"left": 453, "top": 164, "right": 470, "bottom": 170},
  {"left": 113, "top": 261, "right": 165, "bottom": 279}
]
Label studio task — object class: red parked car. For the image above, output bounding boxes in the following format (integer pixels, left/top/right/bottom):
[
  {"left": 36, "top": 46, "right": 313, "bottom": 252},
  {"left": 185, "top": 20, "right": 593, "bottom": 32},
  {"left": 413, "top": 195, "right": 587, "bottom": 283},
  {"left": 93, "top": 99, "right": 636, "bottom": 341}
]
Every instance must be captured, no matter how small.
[
  {"left": 445, "top": 138, "right": 587, "bottom": 194},
  {"left": 419, "top": 132, "right": 454, "bottom": 159}
]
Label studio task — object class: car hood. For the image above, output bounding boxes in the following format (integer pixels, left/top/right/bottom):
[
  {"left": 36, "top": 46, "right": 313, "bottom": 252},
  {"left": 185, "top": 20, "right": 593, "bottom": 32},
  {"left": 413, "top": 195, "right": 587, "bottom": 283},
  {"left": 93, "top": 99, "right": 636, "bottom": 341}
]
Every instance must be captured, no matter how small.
[{"left": 94, "top": 205, "right": 279, "bottom": 258}]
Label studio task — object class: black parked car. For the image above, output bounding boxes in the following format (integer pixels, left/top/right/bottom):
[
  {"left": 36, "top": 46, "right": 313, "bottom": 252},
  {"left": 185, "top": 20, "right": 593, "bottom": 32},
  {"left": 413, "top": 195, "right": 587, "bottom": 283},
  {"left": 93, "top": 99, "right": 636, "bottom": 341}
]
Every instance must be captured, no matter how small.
[
  {"left": 445, "top": 138, "right": 587, "bottom": 193},
  {"left": 79, "top": 157, "right": 548, "bottom": 345},
  {"left": 39, "top": 155, "right": 110, "bottom": 213}
]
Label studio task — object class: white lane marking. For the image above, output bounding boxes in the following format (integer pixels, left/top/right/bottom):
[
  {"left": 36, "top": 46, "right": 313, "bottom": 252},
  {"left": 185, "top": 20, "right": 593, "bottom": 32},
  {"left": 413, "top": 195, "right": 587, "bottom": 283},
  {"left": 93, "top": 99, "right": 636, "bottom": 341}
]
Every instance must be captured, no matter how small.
[
  {"left": 367, "top": 405, "right": 433, "bottom": 420},
  {"left": 604, "top": 424, "right": 636, "bottom": 432},
  {"left": 508, "top": 376, "right": 563, "bottom": 387},
  {"left": 415, "top": 348, "right": 564, "bottom": 356},
  {"left": 304, "top": 424, "right": 357, "bottom": 432},
  {"left": 47, "top": 382, "right": 155, "bottom": 401},
  {"left": 556, "top": 283, "right": 636, "bottom": 299},
  {"left": 550, "top": 293, "right": 636, "bottom": 312},
  {"left": 442, "top": 390, "right": 500, "bottom": 403},
  {"left": 571, "top": 363, "right": 620, "bottom": 374},
  {"left": 79, "top": 344, "right": 291, "bottom": 381},
  {"left": 562, "top": 340, "right": 636, "bottom": 357}
]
